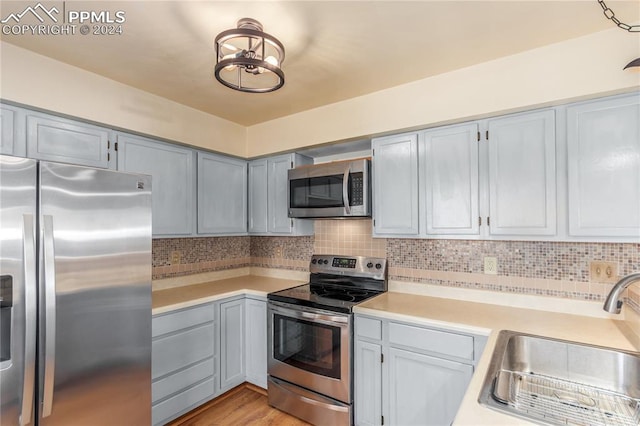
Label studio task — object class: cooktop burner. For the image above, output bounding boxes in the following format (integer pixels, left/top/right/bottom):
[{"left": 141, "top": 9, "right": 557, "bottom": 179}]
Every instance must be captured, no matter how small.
[{"left": 267, "top": 255, "right": 388, "bottom": 313}]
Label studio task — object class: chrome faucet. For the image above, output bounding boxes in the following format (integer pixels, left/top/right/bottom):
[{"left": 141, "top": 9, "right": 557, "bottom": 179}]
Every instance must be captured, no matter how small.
[{"left": 603, "top": 272, "right": 640, "bottom": 314}]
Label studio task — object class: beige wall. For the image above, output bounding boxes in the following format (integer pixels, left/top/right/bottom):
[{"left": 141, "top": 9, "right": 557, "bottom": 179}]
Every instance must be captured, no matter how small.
[
  {"left": 0, "top": 42, "right": 247, "bottom": 157},
  {"left": 246, "top": 28, "right": 640, "bottom": 157},
  {"left": 2, "top": 27, "right": 639, "bottom": 159}
]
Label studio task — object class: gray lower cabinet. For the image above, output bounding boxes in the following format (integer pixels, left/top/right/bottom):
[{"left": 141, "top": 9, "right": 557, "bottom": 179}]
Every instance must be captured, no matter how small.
[
  {"left": 354, "top": 340, "right": 382, "bottom": 426},
  {"left": 151, "top": 303, "right": 217, "bottom": 426},
  {"left": 387, "top": 348, "right": 472, "bottom": 425},
  {"left": 354, "top": 315, "right": 486, "bottom": 426},
  {"left": 117, "top": 133, "right": 195, "bottom": 236},
  {"left": 152, "top": 295, "right": 268, "bottom": 425},
  {"left": 219, "top": 297, "right": 246, "bottom": 392},
  {"left": 26, "top": 111, "right": 114, "bottom": 169},
  {"left": 0, "top": 103, "right": 26, "bottom": 156},
  {"left": 245, "top": 297, "right": 268, "bottom": 388}
]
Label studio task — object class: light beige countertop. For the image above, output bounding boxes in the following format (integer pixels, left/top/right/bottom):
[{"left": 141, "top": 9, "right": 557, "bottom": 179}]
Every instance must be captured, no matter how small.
[
  {"left": 152, "top": 275, "right": 305, "bottom": 315},
  {"left": 354, "top": 292, "right": 640, "bottom": 425}
]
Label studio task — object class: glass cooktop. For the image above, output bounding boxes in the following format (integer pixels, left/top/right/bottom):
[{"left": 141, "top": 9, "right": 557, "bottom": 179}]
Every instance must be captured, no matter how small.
[{"left": 267, "top": 283, "right": 384, "bottom": 314}]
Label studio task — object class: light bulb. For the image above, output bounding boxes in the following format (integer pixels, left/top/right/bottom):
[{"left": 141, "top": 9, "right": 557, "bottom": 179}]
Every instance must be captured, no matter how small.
[
  {"left": 222, "top": 54, "right": 237, "bottom": 71},
  {"left": 265, "top": 55, "right": 279, "bottom": 67}
]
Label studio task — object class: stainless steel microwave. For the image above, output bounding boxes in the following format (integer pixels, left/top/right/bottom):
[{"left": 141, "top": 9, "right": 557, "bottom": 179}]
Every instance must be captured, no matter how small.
[{"left": 288, "top": 158, "right": 371, "bottom": 218}]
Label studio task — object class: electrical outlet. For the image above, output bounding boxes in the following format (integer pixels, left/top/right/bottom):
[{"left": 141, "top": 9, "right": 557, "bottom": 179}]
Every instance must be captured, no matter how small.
[
  {"left": 274, "top": 246, "right": 283, "bottom": 258},
  {"left": 590, "top": 261, "right": 618, "bottom": 283},
  {"left": 170, "top": 251, "right": 181, "bottom": 265},
  {"left": 484, "top": 257, "right": 498, "bottom": 275}
]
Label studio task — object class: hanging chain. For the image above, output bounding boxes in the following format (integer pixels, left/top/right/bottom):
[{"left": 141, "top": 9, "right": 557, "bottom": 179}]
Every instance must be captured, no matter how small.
[{"left": 597, "top": 0, "right": 640, "bottom": 32}]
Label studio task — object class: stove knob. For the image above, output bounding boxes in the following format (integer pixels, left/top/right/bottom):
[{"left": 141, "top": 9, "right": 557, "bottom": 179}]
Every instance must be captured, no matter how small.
[
  {"left": 375, "top": 263, "right": 382, "bottom": 270},
  {"left": 323, "top": 259, "right": 329, "bottom": 265},
  {"left": 312, "top": 259, "right": 317, "bottom": 264},
  {"left": 366, "top": 262, "right": 373, "bottom": 268}
]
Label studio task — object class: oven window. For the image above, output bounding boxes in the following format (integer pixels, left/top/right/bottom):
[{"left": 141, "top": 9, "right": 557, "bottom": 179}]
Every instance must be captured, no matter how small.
[
  {"left": 273, "top": 313, "right": 341, "bottom": 379},
  {"left": 290, "top": 175, "right": 346, "bottom": 208}
]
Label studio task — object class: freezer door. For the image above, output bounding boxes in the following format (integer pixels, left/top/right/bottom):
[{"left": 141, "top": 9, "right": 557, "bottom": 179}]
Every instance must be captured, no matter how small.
[
  {"left": 0, "top": 155, "right": 37, "bottom": 426},
  {"left": 38, "top": 162, "right": 152, "bottom": 426}
]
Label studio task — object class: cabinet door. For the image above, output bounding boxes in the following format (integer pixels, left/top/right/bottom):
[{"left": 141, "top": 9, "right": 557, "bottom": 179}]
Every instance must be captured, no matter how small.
[
  {"left": 355, "top": 341, "right": 382, "bottom": 426},
  {"left": 248, "top": 159, "right": 268, "bottom": 233},
  {"left": 219, "top": 298, "right": 245, "bottom": 391},
  {"left": 198, "top": 153, "right": 247, "bottom": 234},
  {"left": 26, "top": 113, "right": 112, "bottom": 168},
  {"left": 487, "top": 110, "right": 556, "bottom": 235},
  {"left": 0, "top": 104, "right": 25, "bottom": 156},
  {"left": 388, "top": 348, "right": 473, "bottom": 426},
  {"left": 421, "top": 123, "right": 479, "bottom": 235},
  {"left": 245, "top": 299, "right": 267, "bottom": 389},
  {"left": 117, "top": 134, "right": 194, "bottom": 236},
  {"left": 567, "top": 95, "right": 640, "bottom": 237},
  {"left": 268, "top": 155, "right": 294, "bottom": 234},
  {"left": 372, "top": 134, "right": 419, "bottom": 236}
]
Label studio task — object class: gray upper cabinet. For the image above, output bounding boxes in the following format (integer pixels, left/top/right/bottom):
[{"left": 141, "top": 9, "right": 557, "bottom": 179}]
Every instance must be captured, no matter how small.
[
  {"left": 197, "top": 152, "right": 247, "bottom": 235},
  {"left": 26, "top": 112, "right": 113, "bottom": 169},
  {"left": 486, "top": 110, "right": 556, "bottom": 236},
  {"left": 0, "top": 104, "right": 26, "bottom": 156},
  {"left": 268, "top": 155, "right": 294, "bottom": 233},
  {"left": 248, "top": 153, "right": 313, "bottom": 236},
  {"left": 117, "top": 133, "right": 194, "bottom": 237},
  {"left": 421, "top": 123, "right": 480, "bottom": 236},
  {"left": 567, "top": 94, "right": 640, "bottom": 238},
  {"left": 372, "top": 133, "right": 419, "bottom": 236},
  {"left": 248, "top": 159, "right": 269, "bottom": 233}
]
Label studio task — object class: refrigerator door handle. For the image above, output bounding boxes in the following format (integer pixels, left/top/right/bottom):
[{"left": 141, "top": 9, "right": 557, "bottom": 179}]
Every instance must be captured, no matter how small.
[
  {"left": 21, "top": 214, "right": 37, "bottom": 426},
  {"left": 42, "top": 215, "right": 56, "bottom": 418}
]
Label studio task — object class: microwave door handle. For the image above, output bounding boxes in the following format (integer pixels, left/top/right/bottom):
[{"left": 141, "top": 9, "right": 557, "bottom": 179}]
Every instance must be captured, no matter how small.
[{"left": 342, "top": 166, "right": 351, "bottom": 215}]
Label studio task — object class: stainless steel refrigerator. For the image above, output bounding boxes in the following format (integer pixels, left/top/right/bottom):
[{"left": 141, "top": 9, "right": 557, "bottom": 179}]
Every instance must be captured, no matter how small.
[{"left": 0, "top": 155, "right": 152, "bottom": 425}]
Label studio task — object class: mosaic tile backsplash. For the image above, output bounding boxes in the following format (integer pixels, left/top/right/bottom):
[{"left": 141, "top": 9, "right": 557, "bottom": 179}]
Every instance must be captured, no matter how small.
[
  {"left": 153, "top": 236, "right": 250, "bottom": 279},
  {"left": 152, "top": 220, "right": 640, "bottom": 311}
]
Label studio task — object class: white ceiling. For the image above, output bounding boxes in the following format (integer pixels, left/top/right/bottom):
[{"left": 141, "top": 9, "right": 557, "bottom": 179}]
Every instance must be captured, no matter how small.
[{"left": 1, "top": 1, "right": 639, "bottom": 126}]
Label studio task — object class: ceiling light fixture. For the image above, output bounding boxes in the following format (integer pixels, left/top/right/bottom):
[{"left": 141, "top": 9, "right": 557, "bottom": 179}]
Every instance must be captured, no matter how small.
[
  {"left": 597, "top": 0, "right": 640, "bottom": 71},
  {"left": 214, "top": 18, "right": 285, "bottom": 93}
]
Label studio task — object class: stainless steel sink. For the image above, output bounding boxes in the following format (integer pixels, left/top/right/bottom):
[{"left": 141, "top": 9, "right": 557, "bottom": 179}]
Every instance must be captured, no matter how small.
[{"left": 478, "top": 330, "right": 640, "bottom": 426}]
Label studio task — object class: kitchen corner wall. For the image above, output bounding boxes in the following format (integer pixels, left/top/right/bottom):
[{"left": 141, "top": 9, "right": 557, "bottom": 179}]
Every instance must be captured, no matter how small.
[{"left": 152, "top": 221, "right": 640, "bottom": 313}]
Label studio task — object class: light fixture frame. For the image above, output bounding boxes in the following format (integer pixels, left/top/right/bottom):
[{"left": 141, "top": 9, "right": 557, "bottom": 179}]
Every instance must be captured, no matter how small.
[
  {"left": 214, "top": 19, "right": 285, "bottom": 93},
  {"left": 623, "top": 58, "right": 640, "bottom": 70}
]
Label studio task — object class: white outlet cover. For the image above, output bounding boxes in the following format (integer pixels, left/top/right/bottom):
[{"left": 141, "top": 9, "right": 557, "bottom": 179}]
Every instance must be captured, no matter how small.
[{"left": 484, "top": 257, "right": 497, "bottom": 275}]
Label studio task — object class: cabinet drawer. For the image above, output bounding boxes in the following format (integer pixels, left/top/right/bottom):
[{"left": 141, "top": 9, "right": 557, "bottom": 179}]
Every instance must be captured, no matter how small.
[
  {"left": 389, "top": 322, "right": 474, "bottom": 361},
  {"left": 152, "top": 323, "right": 215, "bottom": 379},
  {"left": 152, "top": 377, "right": 215, "bottom": 426},
  {"left": 152, "top": 357, "right": 215, "bottom": 403},
  {"left": 356, "top": 317, "right": 382, "bottom": 341},
  {"left": 152, "top": 304, "right": 214, "bottom": 337}
]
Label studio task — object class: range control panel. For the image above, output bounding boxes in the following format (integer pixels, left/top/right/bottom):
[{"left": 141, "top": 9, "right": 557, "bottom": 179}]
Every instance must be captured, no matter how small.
[{"left": 309, "top": 255, "right": 387, "bottom": 280}]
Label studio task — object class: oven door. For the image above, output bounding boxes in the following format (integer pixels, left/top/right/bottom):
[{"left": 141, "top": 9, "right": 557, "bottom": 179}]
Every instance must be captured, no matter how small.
[{"left": 267, "top": 301, "right": 352, "bottom": 403}]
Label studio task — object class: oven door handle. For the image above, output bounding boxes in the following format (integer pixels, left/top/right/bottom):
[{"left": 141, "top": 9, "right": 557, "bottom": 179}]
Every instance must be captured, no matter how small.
[{"left": 269, "top": 303, "right": 350, "bottom": 325}]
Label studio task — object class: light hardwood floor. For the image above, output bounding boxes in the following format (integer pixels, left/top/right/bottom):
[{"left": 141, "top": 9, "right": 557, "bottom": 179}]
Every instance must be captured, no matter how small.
[{"left": 168, "top": 384, "right": 311, "bottom": 426}]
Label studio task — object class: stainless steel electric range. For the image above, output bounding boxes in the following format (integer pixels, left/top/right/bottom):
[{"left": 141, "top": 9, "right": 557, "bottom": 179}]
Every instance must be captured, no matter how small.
[{"left": 267, "top": 254, "right": 387, "bottom": 425}]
